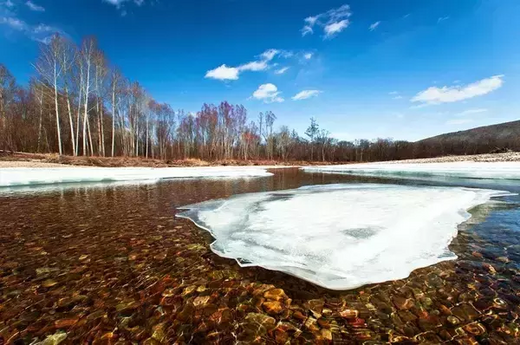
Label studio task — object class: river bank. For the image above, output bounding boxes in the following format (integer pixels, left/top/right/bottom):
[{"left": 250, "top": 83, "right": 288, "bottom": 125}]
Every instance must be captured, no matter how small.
[
  {"left": 0, "top": 152, "right": 334, "bottom": 169},
  {"left": 2, "top": 151, "right": 520, "bottom": 169}
]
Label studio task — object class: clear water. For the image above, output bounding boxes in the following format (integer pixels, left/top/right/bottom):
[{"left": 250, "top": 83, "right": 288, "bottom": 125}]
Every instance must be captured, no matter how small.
[{"left": 1, "top": 168, "right": 519, "bottom": 343}]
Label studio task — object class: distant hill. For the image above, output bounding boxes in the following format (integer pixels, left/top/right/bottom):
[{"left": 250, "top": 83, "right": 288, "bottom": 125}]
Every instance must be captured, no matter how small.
[
  {"left": 418, "top": 120, "right": 520, "bottom": 145},
  {"left": 415, "top": 120, "right": 520, "bottom": 156}
]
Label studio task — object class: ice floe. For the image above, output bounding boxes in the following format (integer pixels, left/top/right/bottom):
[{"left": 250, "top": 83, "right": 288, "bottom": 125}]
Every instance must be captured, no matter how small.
[
  {"left": 0, "top": 166, "right": 273, "bottom": 190},
  {"left": 302, "top": 162, "right": 520, "bottom": 180},
  {"left": 177, "top": 184, "right": 512, "bottom": 290}
]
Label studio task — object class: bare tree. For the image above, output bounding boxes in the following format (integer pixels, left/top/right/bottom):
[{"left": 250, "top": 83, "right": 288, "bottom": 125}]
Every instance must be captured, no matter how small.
[
  {"left": 94, "top": 51, "right": 107, "bottom": 156},
  {"left": 34, "top": 34, "right": 66, "bottom": 155},
  {"left": 109, "top": 69, "right": 122, "bottom": 157},
  {"left": 0, "top": 64, "right": 17, "bottom": 152},
  {"left": 80, "top": 37, "right": 96, "bottom": 155}
]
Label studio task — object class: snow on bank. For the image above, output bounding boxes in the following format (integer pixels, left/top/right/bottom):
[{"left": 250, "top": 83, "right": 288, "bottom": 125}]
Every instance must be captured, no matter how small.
[
  {"left": 177, "top": 184, "right": 512, "bottom": 290},
  {"left": 303, "top": 162, "right": 520, "bottom": 180},
  {"left": 0, "top": 166, "right": 273, "bottom": 189}
]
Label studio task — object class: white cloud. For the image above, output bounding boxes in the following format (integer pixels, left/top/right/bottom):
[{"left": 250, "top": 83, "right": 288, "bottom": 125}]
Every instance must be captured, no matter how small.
[
  {"left": 446, "top": 118, "right": 473, "bottom": 125},
  {"left": 33, "top": 24, "right": 54, "bottom": 33},
  {"left": 389, "top": 91, "right": 402, "bottom": 99},
  {"left": 302, "top": 4, "right": 352, "bottom": 39},
  {"left": 0, "top": 16, "right": 27, "bottom": 31},
  {"left": 304, "top": 52, "right": 313, "bottom": 60},
  {"left": 238, "top": 60, "right": 268, "bottom": 72},
  {"left": 26, "top": 1, "right": 44, "bottom": 11},
  {"left": 292, "top": 90, "right": 322, "bottom": 101},
  {"left": 324, "top": 20, "right": 349, "bottom": 39},
  {"left": 204, "top": 64, "right": 239, "bottom": 80},
  {"left": 104, "top": 0, "right": 127, "bottom": 6},
  {"left": 411, "top": 75, "right": 504, "bottom": 105},
  {"left": 103, "top": 0, "right": 147, "bottom": 14},
  {"left": 301, "top": 25, "right": 313, "bottom": 37},
  {"left": 3, "top": 0, "right": 14, "bottom": 8},
  {"left": 260, "top": 49, "right": 279, "bottom": 61},
  {"left": 0, "top": 15, "right": 60, "bottom": 43},
  {"left": 446, "top": 108, "right": 489, "bottom": 125},
  {"left": 438, "top": 16, "right": 449, "bottom": 23},
  {"left": 369, "top": 21, "right": 380, "bottom": 31},
  {"left": 304, "top": 15, "right": 319, "bottom": 26},
  {"left": 206, "top": 49, "right": 296, "bottom": 81},
  {"left": 274, "top": 67, "right": 289, "bottom": 75},
  {"left": 455, "top": 108, "right": 488, "bottom": 116},
  {"left": 252, "top": 83, "right": 284, "bottom": 103}
]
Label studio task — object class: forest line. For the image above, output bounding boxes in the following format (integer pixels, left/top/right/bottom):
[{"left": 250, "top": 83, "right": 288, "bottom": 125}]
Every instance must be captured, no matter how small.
[{"left": 1, "top": 34, "right": 517, "bottom": 163}]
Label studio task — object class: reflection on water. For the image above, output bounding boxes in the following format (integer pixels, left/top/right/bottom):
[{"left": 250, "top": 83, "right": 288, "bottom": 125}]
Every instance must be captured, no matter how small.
[{"left": 1, "top": 168, "right": 519, "bottom": 344}]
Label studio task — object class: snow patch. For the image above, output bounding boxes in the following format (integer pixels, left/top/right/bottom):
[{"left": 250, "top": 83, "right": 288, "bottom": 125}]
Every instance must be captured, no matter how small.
[
  {"left": 177, "top": 184, "right": 511, "bottom": 290},
  {"left": 0, "top": 166, "right": 273, "bottom": 190},
  {"left": 303, "top": 162, "right": 520, "bottom": 180}
]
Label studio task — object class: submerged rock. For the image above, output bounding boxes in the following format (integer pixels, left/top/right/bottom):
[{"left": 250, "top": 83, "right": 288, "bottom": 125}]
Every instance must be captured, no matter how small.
[{"left": 263, "top": 301, "right": 283, "bottom": 315}]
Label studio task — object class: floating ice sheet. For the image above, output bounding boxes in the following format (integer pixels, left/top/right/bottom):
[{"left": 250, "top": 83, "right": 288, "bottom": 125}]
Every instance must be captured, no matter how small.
[
  {"left": 302, "top": 162, "right": 520, "bottom": 180},
  {"left": 0, "top": 166, "right": 273, "bottom": 190},
  {"left": 177, "top": 184, "right": 511, "bottom": 290}
]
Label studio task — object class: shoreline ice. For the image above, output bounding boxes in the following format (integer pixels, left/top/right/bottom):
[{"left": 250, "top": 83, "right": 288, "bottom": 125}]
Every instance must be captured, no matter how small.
[
  {"left": 303, "top": 162, "right": 520, "bottom": 180},
  {"left": 177, "top": 184, "right": 513, "bottom": 290},
  {"left": 0, "top": 166, "right": 273, "bottom": 190}
]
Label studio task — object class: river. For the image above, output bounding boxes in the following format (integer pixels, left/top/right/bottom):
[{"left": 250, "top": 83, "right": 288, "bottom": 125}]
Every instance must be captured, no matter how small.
[{"left": 1, "top": 168, "right": 519, "bottom": 344}]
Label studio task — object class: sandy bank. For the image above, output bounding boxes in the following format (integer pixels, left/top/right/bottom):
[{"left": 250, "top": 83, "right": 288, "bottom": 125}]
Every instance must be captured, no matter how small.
[{"left": 384, "top": 152, "right": 520, "bottom": 164}]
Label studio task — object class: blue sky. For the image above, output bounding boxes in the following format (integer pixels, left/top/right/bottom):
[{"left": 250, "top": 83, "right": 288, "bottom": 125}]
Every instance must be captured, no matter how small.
[{"left": 1, "top": 0, "right": 519, "bottom": 141}]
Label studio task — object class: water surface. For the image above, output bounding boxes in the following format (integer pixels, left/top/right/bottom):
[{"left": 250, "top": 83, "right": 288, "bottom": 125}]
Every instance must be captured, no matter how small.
[{"left": 1, "top": 169, "right": 519, "bottom": 344}]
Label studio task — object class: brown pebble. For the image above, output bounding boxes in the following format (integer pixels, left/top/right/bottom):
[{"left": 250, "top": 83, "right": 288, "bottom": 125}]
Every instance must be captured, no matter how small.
[
  {"left": 293, "top": 310, "right": 307, "bottom": 321},
  {"left": 54, "top": 318, "right": 79, "bottom": 329},
  {"left": 263, "top": 301, "right": 284, "bottom": 315},
  {"left": 339, "top": 309, "right": 358, "bottom": 319},
  {"left": 264, "top": 288, "right": 288, "bottom": 301}
]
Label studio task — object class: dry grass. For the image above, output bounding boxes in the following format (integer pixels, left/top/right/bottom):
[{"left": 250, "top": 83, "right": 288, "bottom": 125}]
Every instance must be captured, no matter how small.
[{"left": 0, "top": 151, "right": 340, "bottom": 168}]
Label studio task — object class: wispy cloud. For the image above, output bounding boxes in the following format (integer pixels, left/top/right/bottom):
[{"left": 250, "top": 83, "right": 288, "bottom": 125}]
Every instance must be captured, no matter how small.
[
  {"left": 252, "top": 83, "right": 284, "bottom": 103},
  {"left": 324, "top": 20, "right": 349, "bottom": 39},
  {"left": 438, "top": 16, "right": 449, "bottom": 23},
  {"left": 292, "top": 90, "right": 322, "bottom": 101},
  {"left": 3, "top": 0, "right": 14, "bottom": 8},
  {"left": 411, "top": 75, "right": 504, "bottom": 105},
  {"left": 455, "top": 108, "right": 488, "bottom": 116},
  {"left": 274, "top": 67, "right": 289, "bottom": 75},
  {"left": 26, "top": 1, "right": 44, "bottom": 11},
  {"left": 103, "top": 0, "right": 141, "bottom": 6},
  {"left": 446, "top": 118, "right": 473, "bottom": 125},
  {"left": 260, "top": 49, "right": 279, "bottom": 61},
  {"left": 0, "top": 15, "right": 61, "bottom": 43},
  {"left": 205, "top": 49, "right": 294, "bottom": 81},
  {"left": 446, "top": 108, "right": 489, "bottom": 125},
  {"left": 301, "top": 4, "right": 352, "bottom": 39},
  {"left": 369, "top": 21, "right": 380, "bottom": 31},
  {"left": 389, "top": 91, "right": 403, "bottom": 99},
  {"left": 0, "top": 16, "right": 24, "bottom": 30},
  {"left": 238, "top": 60, "right": 268, "bottom": 72},
  {"left": 304, "top": 52, "right": 313, "bottom": 60},
  {"left": 103, "top": 0, "right": 147, "bottom": 15}
]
